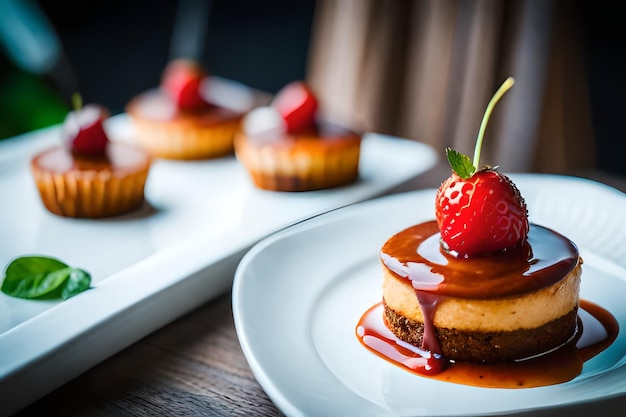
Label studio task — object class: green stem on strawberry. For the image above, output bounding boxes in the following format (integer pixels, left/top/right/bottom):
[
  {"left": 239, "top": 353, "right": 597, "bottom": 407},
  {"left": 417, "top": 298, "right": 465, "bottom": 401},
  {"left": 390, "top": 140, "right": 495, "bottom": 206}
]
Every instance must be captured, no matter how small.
[
  {"left": 472, "top": 77, "right": 515, "bottom": 169},
  {"left": 71, "top": 93, "right": 83, "bottom": 112}
]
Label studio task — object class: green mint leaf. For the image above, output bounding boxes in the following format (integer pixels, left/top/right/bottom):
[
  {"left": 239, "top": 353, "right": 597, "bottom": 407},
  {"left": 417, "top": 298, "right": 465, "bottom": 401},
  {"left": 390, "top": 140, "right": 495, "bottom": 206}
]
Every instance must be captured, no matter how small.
[
  {"left": 1, "top": 256, "right": 91, "bottom": 300},
  {"left": 445, "top": 147, "right": 475, "bottom": 179},
  {"left": 2, "top": 256, "right": 68, "bottom": 298},
  {"left": 62, "top": 268, "right": 91, "bottom": 300}
]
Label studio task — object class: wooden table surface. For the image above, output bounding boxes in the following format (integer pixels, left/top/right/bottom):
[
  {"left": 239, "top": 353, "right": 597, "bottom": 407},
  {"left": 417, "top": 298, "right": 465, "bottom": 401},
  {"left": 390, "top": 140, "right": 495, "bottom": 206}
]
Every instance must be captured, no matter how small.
[{"left": 12, "top": 166, "right": 626, "bottom": 417}]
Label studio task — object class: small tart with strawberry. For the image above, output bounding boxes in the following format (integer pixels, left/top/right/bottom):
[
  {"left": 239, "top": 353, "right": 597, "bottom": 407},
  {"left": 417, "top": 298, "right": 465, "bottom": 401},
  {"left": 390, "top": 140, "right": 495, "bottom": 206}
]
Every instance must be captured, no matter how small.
[
  {"left": 125, "top": 59, "right": 243, "bottom": 160},
  {"left": 234, "top": 81, "right": 362, "bottom": 191},
  {"left": 380, "top": 78, "right": 582, "bottom": 364},
  {"left": 31, "top": 96, "right": 151, "bottom": 218}
]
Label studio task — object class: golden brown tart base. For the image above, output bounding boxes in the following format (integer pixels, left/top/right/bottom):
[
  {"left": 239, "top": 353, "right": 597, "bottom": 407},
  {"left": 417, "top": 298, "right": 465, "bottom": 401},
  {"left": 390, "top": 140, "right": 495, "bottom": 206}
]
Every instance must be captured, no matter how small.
[
  {"left": 383, "top": 302, "right": 579, "bottom": 363},
  {"left": 31, "top": 142, "right": 151, "bottom": 218},
  {"left": 234, "top": 124, "right": 361, "bottom": 191},
  {"left": 126, "top": 89, "right": 243, "bottom": 160}
]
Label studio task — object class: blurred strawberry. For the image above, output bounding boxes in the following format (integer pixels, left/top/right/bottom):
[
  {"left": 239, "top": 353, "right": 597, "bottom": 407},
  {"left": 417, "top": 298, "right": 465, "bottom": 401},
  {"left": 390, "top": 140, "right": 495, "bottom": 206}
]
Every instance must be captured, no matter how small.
[
  {"left": 272, "top": 81, "right": 318, "bottom": 133},
  {"left": 161, "top": 59, "right": 208, "bottom": 110},
  {"left": 64, "top": 97, "right": 109, "bottom": 154}
]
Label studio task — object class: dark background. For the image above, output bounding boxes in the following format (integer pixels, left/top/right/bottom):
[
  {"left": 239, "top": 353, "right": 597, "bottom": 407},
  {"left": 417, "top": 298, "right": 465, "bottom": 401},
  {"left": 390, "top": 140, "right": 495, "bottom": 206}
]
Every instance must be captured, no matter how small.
[
  {"left": 577, "top": 0, "right": 626, "bottom": 177},
  {"left": 38, "top": 0, "right": 318, "bottom": 114},
  {"left": 2, "top": 0, "right": 625, "bottom": 176}
]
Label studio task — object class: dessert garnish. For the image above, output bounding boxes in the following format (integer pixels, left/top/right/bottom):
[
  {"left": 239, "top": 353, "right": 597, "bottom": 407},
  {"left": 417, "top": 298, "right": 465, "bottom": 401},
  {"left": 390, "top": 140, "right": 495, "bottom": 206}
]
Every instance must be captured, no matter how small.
[
  {"left": 271, "top": 81, "right": 318, "bottom": 133},
  {"left": 1, "top": 255, "right": 91, "bottom": 300},
  {"left": 242, "top": 81, "right": 318, "bottom": 135},
  {"left": 64, "top": 94, "right": 110, "bottom": 155},
  {"left": 435, "top": 77, "right": 530, "bottom": 257},
  {"left": 161, "top": 59, "right": 209, "bottom": 110}
]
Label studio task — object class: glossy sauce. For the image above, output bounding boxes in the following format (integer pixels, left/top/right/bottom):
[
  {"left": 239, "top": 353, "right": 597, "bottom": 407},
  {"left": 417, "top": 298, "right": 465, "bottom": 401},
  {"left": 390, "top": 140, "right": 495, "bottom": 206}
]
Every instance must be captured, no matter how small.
[
  {"left": 357, "top": 300, "right": 618, "bottom": 388},
  {"left": 380, "top": 221, "right": 579, "bottom": 298},
  {"left": 32, "top": 142, "right": 151, "bottom": 173},
  {"left": 240, "top": 120, "right": 361, "bottom": 149},
  {"left": 127, "top": 89, "right": 242, "bottom": 124},
  {"left": 356, "top": 220, "right": 618, "bottom": 388}
]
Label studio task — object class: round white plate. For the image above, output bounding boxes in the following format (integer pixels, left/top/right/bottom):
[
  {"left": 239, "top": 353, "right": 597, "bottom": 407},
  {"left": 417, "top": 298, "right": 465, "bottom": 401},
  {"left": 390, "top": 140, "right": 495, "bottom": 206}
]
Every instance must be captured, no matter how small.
[{"left": 233, "top": 174, "right": 626, "bottom": 416}]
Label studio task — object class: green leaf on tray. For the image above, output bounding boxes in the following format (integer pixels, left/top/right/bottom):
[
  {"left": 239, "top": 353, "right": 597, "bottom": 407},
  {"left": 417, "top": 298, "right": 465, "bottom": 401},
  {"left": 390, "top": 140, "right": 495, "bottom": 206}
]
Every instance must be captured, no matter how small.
[
  {"left": 61, "top": 268, "right": 91, "bottom": 300},
  {"left": 1, "top": 255, "right": 91, "bottom": 300}
]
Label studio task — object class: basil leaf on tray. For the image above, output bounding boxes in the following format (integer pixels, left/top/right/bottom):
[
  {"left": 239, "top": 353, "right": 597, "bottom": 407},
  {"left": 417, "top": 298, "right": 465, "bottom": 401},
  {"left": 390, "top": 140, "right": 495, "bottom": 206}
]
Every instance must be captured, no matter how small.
[
  {"left": 61, "top": 268, "right": 91, "bottom": 299},
  {"left": 1, "top": 256, "right": 91, "bottom": 300}
]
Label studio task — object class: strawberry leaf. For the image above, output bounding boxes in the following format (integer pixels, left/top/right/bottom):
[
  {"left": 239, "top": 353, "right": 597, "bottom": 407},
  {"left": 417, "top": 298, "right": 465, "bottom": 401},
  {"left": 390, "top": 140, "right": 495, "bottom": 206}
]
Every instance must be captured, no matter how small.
[{"left": 445, "top": 147, "right": 475, "bottom": 179}]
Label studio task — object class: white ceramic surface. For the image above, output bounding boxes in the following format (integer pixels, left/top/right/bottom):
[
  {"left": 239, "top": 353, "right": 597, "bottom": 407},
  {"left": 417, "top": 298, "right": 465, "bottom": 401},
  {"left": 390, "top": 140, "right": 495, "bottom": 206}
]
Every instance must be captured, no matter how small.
[
  {"left": 0, "top": 79, "right": 437, "bottom": 416},
  {"left": 233, "top": 174, "right": 626, "bottom": 417}
]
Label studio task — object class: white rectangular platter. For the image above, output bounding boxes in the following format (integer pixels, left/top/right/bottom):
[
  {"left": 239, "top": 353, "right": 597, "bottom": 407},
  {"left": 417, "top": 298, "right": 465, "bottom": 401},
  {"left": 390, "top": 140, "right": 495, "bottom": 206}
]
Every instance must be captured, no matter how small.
[{"left": 0, "top": 83, "right": 437, "bottom": 416}]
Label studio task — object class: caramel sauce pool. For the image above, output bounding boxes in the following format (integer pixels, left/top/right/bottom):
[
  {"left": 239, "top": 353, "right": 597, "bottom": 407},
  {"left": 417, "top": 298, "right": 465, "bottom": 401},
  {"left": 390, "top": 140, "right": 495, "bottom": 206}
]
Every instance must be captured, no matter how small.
[{"left": 357, "top": 300, "right": 618, "bottom": 388}]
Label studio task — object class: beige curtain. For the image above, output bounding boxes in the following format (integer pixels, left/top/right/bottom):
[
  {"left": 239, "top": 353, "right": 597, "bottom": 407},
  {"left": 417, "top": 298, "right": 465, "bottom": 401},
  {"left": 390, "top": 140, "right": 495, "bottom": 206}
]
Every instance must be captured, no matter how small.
[{"left": 306, "top": 0, "right": 595, "bottom": 174}]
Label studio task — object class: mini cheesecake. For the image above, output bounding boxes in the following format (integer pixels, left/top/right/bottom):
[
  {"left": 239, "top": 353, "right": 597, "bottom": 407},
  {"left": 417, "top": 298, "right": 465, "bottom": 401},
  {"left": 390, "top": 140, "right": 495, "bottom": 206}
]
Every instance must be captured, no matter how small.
[
  {"left": 31, "top": 142, "right": 151, "bottom": 218},
  {"left": 380, "top": 220, "right": 581, "bottom": 363},
  {"left": 234, "top": 122, "right": 361, "bottom": 192}
]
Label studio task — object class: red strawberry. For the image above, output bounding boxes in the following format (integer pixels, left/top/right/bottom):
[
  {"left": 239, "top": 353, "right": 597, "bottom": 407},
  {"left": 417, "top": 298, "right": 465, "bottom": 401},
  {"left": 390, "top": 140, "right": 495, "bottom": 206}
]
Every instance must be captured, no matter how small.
[
  {"left": 434, "top": 77, "right": 527, "bottom": 257},
  {"left": 161, "top": 59, "right": 208, "bottom": 110},
  {"left": 272, "top": 81, "right": 318, "bottom": 133},
  {"left": 64, "top": 96, "right": 109, "bottom": 155},
  {"left": 435, "top": 157, "right": 529, "bottom": 256}
]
